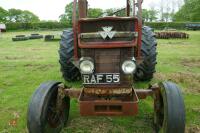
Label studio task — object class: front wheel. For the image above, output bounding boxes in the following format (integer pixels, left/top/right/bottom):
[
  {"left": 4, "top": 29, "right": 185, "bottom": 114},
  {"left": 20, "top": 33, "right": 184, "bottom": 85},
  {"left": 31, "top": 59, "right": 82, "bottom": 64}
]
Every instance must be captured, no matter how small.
[
  {"left": 154, "top": 81, "right": 185, "bottom": 133},
  {"left": 27, "top": 81, "right": 70, "bottom": 133}
]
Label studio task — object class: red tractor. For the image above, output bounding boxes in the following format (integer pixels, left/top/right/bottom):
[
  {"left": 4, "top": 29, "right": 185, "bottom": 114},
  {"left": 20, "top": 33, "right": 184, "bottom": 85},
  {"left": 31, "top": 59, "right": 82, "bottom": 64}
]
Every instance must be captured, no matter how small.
[{"left": 27, "top": 0, "right": 185, "bottom": 132}]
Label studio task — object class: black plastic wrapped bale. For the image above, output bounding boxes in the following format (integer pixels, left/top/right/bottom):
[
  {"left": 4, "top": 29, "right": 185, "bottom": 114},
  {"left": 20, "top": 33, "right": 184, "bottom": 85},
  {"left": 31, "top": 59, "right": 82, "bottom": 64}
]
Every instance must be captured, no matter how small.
[{"left": 44, "top": 35, "right": 55, "bottom": 41}]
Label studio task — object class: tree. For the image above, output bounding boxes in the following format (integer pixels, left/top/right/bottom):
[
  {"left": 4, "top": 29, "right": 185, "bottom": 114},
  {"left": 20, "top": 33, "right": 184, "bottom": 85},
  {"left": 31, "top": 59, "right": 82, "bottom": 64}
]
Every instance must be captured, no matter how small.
[
  {"left": 148, "top": 9, "right": 158, "bottom": 22},
  {"left": 59, "top": 14, "right": 67, "bottom": 23},
  {"left": 88, "top": 8, "right": 103, "bottom": 18},
  {"left": 104, "top": 8, "right": 125, "bottom": 17},
  {"left": 174, "top": 0, "right": 200, "bottom": 22},
  {"left": 142, "top": 9, "right": 158, "bottom": 22},
  {"left": 8, "top": 8, "right": 23, "bottom": 22},
  {"left": 0, "top": 7, "right": 8, "bottom": 23},
  {"left": 159, "top": 0, "right": 164, "bottom": 21},
  {"left": 162, "top": 12, "right": 171, "bottom": 22},
  {"left": 60, "top": 2, "right": 103, "bottom": 25},
  {"left": 142, "top": 9, "right": 149, "bottom": 22},
  {"left": 20, "top": 10, "right": 40, "bottom": 23},
  {"left": 8, "top": 8, "right": 40, "bottom": 23},
  {"left": 59, "top": 2, "right": 77, "bottom": 25}
]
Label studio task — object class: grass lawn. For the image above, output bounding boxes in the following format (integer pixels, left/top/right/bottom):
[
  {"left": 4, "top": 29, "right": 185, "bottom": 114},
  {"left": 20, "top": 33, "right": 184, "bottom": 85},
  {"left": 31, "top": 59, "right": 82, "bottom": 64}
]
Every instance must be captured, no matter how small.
[{"left": 0, "top": 30, "right": 200, "bottom": 133}]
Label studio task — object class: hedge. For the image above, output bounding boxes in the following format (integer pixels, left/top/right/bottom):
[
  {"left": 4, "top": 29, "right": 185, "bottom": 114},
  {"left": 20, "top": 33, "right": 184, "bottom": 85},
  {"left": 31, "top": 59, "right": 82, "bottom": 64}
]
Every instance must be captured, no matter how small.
[
  {"left": 5, "top": 22, "right": 200, "bottom": 31},
  {"left": 6, "top": 22, "right": 69, "bottom": 31},
  {"left": 145, "top": 22, "right": 200, "bottom": 30}
]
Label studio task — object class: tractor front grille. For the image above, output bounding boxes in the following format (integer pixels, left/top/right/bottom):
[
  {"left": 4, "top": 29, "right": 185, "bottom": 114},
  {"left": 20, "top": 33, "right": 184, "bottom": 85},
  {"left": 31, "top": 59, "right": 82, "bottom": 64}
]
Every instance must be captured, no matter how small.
[
  {"left": 79, "top": 19, "right": 135, "bottom": 33},
  {"left": 79, "top": 18, "right": 136, "bottom": 42},
  {"left": 81, "top": 48, "right": 134, "bottom": 88}
]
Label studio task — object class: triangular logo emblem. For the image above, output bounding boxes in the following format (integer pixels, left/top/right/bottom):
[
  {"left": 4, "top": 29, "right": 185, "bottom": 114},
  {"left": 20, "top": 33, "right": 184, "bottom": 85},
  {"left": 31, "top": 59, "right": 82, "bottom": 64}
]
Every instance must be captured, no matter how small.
[{"left": 99, "top": 26, "right": 116, "bottom": 40}]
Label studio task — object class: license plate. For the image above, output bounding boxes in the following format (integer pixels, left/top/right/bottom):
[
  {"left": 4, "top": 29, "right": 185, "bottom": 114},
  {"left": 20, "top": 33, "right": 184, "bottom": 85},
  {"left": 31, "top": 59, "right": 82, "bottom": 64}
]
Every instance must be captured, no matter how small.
[{"left": 82, "top": 73, "right": 120, "bottom": 84}]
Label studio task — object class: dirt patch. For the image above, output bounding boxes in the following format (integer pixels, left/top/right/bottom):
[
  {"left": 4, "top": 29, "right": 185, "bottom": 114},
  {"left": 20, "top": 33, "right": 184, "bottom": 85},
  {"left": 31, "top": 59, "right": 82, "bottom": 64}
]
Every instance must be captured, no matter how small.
[
  {"left": 4, "top": 56, "right": 43, "bottom": 60},
  {"left": 0, "top": 88, "right": 4, "bottom": 94},
  {"left": 5, "top": 56, "right": 26, "bottom": 60},
  {"left": 24, "top": 64, "right": 55, "bottom": 71},
  {"left": 186, "top": 125, "right": 200, "bottom": 133},
  {"left": 64, "top": 117, "right": 124, "bottom": 133},
  {"left": 63, "top": 114, "right": 153, "bottom": 133},
  {"left": 31, "top": 48, "right": 46, "bottom": 51},
  {"left": 16, "top": 47, "right": 48, "bottom": 51},
  {"left": 181, "top": 58, "right": 200, "bottom": 67},
  {"left": 1, "top": 65, "right": 17, "bottom": 68},
  {"left": 155, "top": 72, "right": 200, "bottom": 94},
  {"left": 162, "top": 41, "right": 190, "bottom": 45},
  {"left": 8, "top": 112, "right": 20, "bottom": 127},
  {"left": 192, "top": 108, "right": 200, "bottom": 113}
]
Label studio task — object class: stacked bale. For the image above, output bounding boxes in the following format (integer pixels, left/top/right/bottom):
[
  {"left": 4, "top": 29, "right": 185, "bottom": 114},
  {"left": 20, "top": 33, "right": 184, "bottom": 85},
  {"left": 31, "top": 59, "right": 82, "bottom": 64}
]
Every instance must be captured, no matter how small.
[
  {"left": 12, "top": 35, "right": 29, "bottom": 41},
  {"left": 44, "top": 35, "right": 55, "bottom": 41},
  {"left": 155, "top": 32, "right": 189, "bottom": 39},
  {"left": 29, "top": 34, "right": 43, "bottom": 39}
]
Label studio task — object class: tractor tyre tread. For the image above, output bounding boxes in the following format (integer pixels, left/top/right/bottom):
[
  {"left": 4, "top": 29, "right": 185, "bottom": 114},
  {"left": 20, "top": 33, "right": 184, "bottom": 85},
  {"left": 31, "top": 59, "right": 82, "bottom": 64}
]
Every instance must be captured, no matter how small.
[
  {"left": 134, "top": 26, "right": 157, "bottom": 81},
  {"left": 59, "top": 29, "right": 81, "bottom": 81}
]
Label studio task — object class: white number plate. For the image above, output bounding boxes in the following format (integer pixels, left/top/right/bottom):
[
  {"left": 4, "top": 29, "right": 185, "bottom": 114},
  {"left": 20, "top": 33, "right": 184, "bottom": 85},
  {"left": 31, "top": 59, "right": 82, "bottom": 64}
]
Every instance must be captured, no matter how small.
[{"left": 82, "top": 73, "right": 120, "bottom": 84}]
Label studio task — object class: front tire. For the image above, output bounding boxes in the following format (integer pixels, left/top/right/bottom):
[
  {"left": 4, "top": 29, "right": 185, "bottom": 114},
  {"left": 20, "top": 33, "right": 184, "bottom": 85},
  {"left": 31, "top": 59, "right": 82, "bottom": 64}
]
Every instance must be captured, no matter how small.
[
  {"left": 27, "top": 81, "right": 70, "bottom": 133},
  {"left": 134, "top": 26, "right": 157, "bottom": 81},
  {"left": 154, "top": 81, "right": 185, "bottom": 133}
]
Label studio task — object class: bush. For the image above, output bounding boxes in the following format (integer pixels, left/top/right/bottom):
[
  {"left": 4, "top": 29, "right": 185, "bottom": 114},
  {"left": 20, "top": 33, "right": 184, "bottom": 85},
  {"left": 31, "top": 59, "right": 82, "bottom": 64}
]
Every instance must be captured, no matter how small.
[
  {"left": 6, "top": 21, "right": 200, "bottom": 31},
  {"left": 6, "top": 22, "right": 69, "bottom": 31},
  {"left": 145, "top": 22, "right": 200, "bottom": 30}
]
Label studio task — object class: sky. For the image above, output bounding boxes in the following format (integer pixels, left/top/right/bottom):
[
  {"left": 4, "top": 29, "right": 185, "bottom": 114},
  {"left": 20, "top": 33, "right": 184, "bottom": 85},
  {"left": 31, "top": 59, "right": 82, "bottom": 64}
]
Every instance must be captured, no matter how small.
[{"left": 0, "top": 0, "right": 183, "bottom": 21}]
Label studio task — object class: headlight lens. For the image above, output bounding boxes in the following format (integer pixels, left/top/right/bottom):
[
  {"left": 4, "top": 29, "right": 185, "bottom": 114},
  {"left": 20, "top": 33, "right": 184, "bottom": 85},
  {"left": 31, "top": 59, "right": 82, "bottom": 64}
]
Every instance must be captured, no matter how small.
[
  {"left": 122, "top": 60, "right": 136, "bottom": 74},
  {"left": 80, "top": 60, "right": 94, "bottom": 74}
]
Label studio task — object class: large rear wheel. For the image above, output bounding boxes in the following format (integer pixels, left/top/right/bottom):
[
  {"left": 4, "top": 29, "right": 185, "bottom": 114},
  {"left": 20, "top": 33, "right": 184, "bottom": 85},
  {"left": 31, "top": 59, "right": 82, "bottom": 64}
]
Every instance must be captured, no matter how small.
[
  {"left": 134, "top": 26, "right": 157, "bottom": 81},
  {"left": 154, "top": 81, "right": 185, "bottom": 133},
  {"left": 59, "top": 29, "right": 81, "bottom": 81}
]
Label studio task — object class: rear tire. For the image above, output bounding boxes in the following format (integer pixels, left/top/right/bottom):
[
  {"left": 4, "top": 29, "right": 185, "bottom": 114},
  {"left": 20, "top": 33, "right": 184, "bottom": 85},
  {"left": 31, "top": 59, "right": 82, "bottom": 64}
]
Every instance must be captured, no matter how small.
[
  {"left": 59, "top": 29, "right": 81, "bottom": 81},
  {"left": 134, "top": 26, "right": 157, "bottom": 81},
  {"left": 154, "top": 81, "right": 185, "bottom": 133}
]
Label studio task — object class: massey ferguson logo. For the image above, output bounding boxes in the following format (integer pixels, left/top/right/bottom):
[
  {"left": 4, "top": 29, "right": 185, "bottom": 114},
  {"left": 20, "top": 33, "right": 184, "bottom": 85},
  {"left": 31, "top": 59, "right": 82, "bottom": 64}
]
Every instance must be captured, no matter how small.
[{"left": 99, "top": 26, "right": 116, "bottom": 40}]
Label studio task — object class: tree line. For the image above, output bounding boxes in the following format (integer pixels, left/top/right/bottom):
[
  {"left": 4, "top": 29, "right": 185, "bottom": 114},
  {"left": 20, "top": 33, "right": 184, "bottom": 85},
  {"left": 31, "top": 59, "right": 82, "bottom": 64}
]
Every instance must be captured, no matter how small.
[
  {"left": 0, "top": 7, "right": 40, "bottom": 23},
  {"left": 1, "top": 0, "right": 199, "bottom": 24},
  {"left": 58, "top": 2, "right": 170, "bottom": 24},
  {"left": 174, "top": 0, "right": 200, "bottom": 22},
  {"left": 60, "top": 0, "right": 200, "bottom": 25}
]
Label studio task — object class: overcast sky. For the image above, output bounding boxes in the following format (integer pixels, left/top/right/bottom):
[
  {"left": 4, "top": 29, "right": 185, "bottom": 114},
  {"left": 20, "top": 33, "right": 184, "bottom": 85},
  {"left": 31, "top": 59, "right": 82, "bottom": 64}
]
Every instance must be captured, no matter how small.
[{"left": 0, "top": 0, "right": 182, "bottom": 20}]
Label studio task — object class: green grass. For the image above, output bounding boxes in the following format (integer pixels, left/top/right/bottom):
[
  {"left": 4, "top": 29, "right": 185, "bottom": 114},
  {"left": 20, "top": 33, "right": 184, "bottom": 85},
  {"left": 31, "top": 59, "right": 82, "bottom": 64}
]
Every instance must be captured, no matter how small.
[{"left": 0, "top": 30, "right": 200, "bottom": 133}]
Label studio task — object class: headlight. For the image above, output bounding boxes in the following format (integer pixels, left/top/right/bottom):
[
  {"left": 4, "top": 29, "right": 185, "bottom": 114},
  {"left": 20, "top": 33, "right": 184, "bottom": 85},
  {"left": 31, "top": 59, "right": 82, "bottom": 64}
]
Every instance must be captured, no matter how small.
[
  {"left": 79, "top": 60, "right": 94, "bottom": 74},
  {"left": 122, "top": 60, "right": 136, "bottom": 74}
]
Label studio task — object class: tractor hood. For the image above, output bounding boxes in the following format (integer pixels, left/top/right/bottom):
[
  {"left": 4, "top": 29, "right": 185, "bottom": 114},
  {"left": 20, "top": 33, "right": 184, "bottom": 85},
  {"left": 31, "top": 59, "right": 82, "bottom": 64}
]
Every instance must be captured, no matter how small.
[{"left": 78, "top": 17, "right": 138, "bottom": 48}]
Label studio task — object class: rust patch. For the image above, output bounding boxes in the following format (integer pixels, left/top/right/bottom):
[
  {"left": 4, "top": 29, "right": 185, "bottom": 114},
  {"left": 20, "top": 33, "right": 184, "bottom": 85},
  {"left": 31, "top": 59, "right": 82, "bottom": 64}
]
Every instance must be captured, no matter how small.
[
  {"left": 154, "top": 72, "right": 200, "bottom": 94},
  {"left": 181, "top": 58, "right": 200, "bottom": 67}
]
